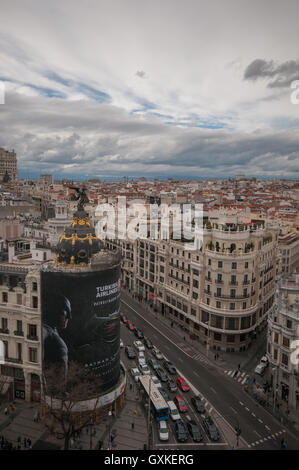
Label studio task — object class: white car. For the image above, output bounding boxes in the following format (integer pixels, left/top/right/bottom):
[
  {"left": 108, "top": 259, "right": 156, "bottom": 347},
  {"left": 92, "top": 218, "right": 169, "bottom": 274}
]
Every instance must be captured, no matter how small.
[
  {"left": 254, "top": 363, "right": 266, "bottom": 376},
  {"left": 260, "top": 356, "right": 268, "bottom": 367},
  {"left": 152, "top": 347, "right": 164, "bottom": 360},
  {"left": 134, "top": 340, "right": 145, "bottom": 352},
  {"left": 167, "top": 400, "right": 181, "bottom": 421},
  {"left": 159, "top": 420, "right": 169, "bottom": 441},
  {"left": 151, "top": 375, "right": 162, "bottom": 389},
  {"left": 130, "top": 367, "right": 142, "bottom": 382},
  {"left": 139, "top": 363, "right": 151, "bottom": 375},
  {"left": 138, "top": 351, "right": 145, "bottom": 362}
]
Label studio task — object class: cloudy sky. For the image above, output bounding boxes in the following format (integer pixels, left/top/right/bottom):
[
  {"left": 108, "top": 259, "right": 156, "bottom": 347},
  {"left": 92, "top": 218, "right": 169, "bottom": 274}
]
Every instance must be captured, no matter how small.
[{"left": 0, "top": 0, "right": 298, "bottom": 180}]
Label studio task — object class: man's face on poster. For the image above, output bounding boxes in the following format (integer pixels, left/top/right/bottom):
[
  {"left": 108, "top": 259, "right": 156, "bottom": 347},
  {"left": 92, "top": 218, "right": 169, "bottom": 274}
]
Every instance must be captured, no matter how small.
[{"left": 55, "top": 297, "right": 72, "bottom": 330}]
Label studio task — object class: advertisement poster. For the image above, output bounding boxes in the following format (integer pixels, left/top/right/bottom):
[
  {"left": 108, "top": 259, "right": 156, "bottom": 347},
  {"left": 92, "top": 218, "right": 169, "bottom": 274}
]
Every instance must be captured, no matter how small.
[{"left": 41, "top": 267, "right": 121, "bottom": 394}]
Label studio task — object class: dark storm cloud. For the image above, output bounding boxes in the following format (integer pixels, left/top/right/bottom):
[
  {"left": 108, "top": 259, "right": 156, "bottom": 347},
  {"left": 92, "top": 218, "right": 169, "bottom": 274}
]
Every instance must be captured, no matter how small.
[
  {"left": 244, "top": 59, "right": 299, "bottom": 88},
  {"left": 0, "top": 91, "right": 298, "bottom": 179}
]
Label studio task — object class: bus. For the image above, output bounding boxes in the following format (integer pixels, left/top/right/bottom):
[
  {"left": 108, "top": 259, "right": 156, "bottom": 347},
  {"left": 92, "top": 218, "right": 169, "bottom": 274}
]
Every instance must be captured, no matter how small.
[{"left": 139, "top": 375, "right": 169, "bottom": 421}]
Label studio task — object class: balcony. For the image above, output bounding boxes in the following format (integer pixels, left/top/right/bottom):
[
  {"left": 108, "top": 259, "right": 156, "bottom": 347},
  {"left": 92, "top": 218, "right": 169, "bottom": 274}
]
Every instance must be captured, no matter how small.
[
  {"left": 229, "top": 281, "right": 238, "bottom": 286},
  {"left": 0, "top": 328, "right": 9, "bottom": 334},
  {"left": 27, "top": 335, "right": 39, "bottom": 341},
  {"left": 214, "top": 293, "right": 250, "bottom": 300},
  {"left": 5, "top": 357, "right": 23, "bottom": 364},
  {"left": 243, "top": 280, "right": 250, "bottom": 285},
  {"left": 214, "top": 279, "right": 223, "bottom": 284},
  {"left": 14, "top": 330, "right": 24, "bottom": 337}
]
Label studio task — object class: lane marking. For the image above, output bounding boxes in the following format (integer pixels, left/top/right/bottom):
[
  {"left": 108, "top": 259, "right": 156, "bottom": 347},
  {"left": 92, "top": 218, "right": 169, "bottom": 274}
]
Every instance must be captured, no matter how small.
[
  {"left": 230, "top": 407, "right": 237, "bottom": 414},
  {"left": 239, "top": 401, "right": 244, "bottom": 406},
  {"left": 258, "top": 419, "right": 263, "bottom": 424},
  {"left": 252, "top": 413, "right": 256, "bottom": 417},
  {"left": 210, "top": 387, "right": 217, "bottom": 394},
  {"left": 245, "top": 407, "right": 250, "bottom": 411},
  {"left": 253, "top": 430, "right": 262, "bottom": 438},
  {"left": 265, "top": 425, "right": 271, "bottom": 431}
]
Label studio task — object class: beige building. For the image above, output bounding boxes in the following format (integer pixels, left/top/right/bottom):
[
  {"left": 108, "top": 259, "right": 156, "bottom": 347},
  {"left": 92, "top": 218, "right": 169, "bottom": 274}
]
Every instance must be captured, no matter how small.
[
  {"left": 278, "top": 232, "right": 299, "bottom": 275},
  {"left": 0, "top": 264, "right": 41, "bottom": 401},
  {"left": 0, "top": 148, "right": 18, "bottom": 182},
  {"left": 106, "top": 220, "right": 278, "bottom": 352},
  {"left": 267, "top": 275, "right": 299, "bottom": 423}
]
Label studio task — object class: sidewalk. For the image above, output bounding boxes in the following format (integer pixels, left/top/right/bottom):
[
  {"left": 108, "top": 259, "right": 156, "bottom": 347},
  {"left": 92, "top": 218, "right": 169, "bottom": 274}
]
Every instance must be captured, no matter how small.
[
  {"left": 121, "top": 289, "right": 266, "bottom": 372},
  {"left": 0, "top": 379, "right": 148, "bottom": 450}
]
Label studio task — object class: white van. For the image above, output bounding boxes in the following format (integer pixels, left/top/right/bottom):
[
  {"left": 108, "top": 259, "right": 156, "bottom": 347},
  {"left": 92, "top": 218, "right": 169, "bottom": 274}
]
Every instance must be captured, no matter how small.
[{"left": 167, "top": 400, "right": 181, "bottom": 421}]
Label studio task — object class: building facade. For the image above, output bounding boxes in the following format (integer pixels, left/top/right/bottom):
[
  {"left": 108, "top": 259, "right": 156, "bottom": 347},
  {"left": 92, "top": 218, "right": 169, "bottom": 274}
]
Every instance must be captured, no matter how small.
[
  {"left": 106, "top": 221, "right": 278, "bottom": 352},
  {"left": 267, "top": 275, "right": 299, "bottom": 422},
  {"left": 0, "top": 264, "right": 41, "bottom": 402},
  {"left": 0, "top": 148, "right": 18, "bottom": 183}
]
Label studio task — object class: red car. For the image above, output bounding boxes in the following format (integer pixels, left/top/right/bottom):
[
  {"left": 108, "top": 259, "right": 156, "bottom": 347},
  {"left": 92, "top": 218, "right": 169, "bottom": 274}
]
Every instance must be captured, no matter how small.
[
  {"left": 176, "top": 376, "right": 190, "bottom": 392},
  {"left": 174, "top": 395, "right": 188, "bottom": 413},
  {"left": 126, "top": 321, "right": 136, "bottom": 331}
]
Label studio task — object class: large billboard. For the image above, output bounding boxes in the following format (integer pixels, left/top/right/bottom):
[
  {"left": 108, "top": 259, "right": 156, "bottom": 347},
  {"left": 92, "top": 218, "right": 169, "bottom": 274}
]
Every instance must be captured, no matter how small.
[{"left": 41, "top": 266, "right": 121, "bottom": 395}]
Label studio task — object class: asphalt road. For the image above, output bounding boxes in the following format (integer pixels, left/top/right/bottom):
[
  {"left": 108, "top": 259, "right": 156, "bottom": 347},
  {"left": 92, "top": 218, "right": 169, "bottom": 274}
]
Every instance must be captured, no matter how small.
[{"left": 120, "top": 293, "right": 299, "bottom": 451}]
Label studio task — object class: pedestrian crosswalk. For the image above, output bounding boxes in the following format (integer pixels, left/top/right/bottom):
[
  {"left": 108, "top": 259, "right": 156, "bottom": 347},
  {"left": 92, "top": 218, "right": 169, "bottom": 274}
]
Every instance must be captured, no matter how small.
[
  {"left": 192, "top": 352, "right": 210, "bottom": 364},
  {"left": 223, "top": 369, "right": 249, "bottom": 385},
  {"left": 248, "top": 430, "right": 284, "bottom": 448}
]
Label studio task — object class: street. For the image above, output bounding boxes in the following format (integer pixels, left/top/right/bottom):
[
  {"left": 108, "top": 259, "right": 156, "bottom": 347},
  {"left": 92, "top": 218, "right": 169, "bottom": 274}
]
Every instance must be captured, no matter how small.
[{"left": 120, "top": 293, "right": 299, "bottom": 450}]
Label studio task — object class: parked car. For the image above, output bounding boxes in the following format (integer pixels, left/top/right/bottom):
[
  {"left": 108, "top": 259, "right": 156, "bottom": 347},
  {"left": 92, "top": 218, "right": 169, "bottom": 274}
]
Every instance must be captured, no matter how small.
[
  {"left": 191, "top": 396, "right": 205, "bottom": 414},
  {"left": 260, "top": 356, "right": 269, "bottom": 367},
  {"left": 138, "top": 351, "right": 145, "bottom": 362},
  {"left": 174, "top": 395, "right": 188, "bottom": 413},
  {"left": 151, "top": 375, "right": 162, "bottom": 389},
  {"left": 133, "top": 340, "right": 145, "bottom": 352},
  {"left": 159, "top": 420, "right": 169, "bottom": 441},
  {"left": 163, "top": 360, "right": 176, "bottom": 375},
  {"left": 127, "top": 321, "right": 136, "bottom": 331},
  {"left": 139, "top": 362, "right": 151, "bottom": 375},
  {"left": 152, "top": 347, "right": 164, "bottom": 360},
  {"left": 130, "top": 367, "right": 142, "bottom": 383},
  {"left": 134, "top": 329, "right": 144, "bottom": 339},
  {"left": 175, "top": 420, "right": 188, "bottom": 442},
  {"left": 155, "top": 366, "right": 168, "bottom": 382},
  {"left": 148, "top": 358, "right": 160, "bottom": 371},
  {"left": 168, "top": 400, "right": 181, "bottom": 421},
  {"left": 176, "top": 376, "right": 190, "bottom": 392},
  {"left": 202, "top": 416, "right": 220, "bottom": 441},
  {"left": 187, "top": 421, "right": 202, "bottom": 442},
  {"left": 255, "top": 363, "right": 267, "bottom": 376},
  {"left": 125, "top": 346, "right": 136, "bottom": 359},
  {"left": 160, "top": 389, "right": 170, "bottom": 402},
  {"left": 144, "top": 338, "right": 153, "bottom": 349},
  {"left": 167, "top": 379, "right": 178, "bottom": 393}
]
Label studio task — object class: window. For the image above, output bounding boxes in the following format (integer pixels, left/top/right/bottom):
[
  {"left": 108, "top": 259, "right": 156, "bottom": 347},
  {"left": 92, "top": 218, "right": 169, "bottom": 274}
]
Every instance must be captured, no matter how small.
[
  {"left": 230, "top": 303, "right": 235, "bottom": 310},
  {"left": 192, "top": 292, "right": 198, "bottom": 300},
  {"left": 193, "top": 269, "right": 199, "bottom": 276},
  {"left": 29, "top": 348, "right": 38, "bottom": 363},
  {"left": 230, "top": 289, "right": 236, "bottom": 298},
  {"left": 17, "top": 343, "right": 22, "bottom": 361},
  {"left": 245, "top": 262, "right": 248, "bottom": 269},
  {"left": 193, "top": 279, "right": 199, "bottom": 288},
  {"left": 286, "top": 319, "right": 292, "bottom": 329},
  {"left": 17, "top": 294, "right": 22, "bottom": 305},
  {"left": 218, "top": 261, "right": 223, "bottom": 269},
  {"left": 227, "top": 335, "right": 235, "bottom": 343},
  {"left": 274, "top": 333, "right": 279, "bottom": 344},
  {"left": 214, "top": 333, "right": 222, "bottom": 341},
  {"left": 32, "top": 296, "right": 38, "bottom": 309},
  {"left": 191, "top": 308, "right": 196, "bottom": 317},
  {"left": 232, "top": 262, "right": 237, "bottom": 270},
  {"left": 216, "top": 301, "right": 221, "bottom": 309},
  {"left": 16, "top": 320, "right": 22, "bottom": 334},
  {"left": 1, "top": 318, "right": 8, "bottom": 330},
  {"left": 28, "top": 324, "right": 37, "bottom": 339},
  {"left": 231, "top": 275, "right": 236, "bottom": 285},
  {"left": 208, "top": 259, "right": 211, "bottom": 266},
  {"left": 281, "top": 353, "right": 289, "bottom": 367},
  {"left": 2, "top": 292, "right": 8, "bottom": 303},
  {"left": 274, "top": 349, "right": 278, "bottom": 360},
  {"left": 283, "top": 337, "right": 290, "bottom": 348},
  {"left": 217, "top": 274, "right": 222, "bottom": 282},
  {"left": 32, "top": 282, "right": 37, "bottom": 291},
  {"left": 242, "top": 302, "right": 247, "bottom": 309}
]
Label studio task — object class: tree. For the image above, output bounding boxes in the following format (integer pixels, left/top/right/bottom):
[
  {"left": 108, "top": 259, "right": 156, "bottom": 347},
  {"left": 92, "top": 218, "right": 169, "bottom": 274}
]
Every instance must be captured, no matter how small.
[{"left": 42, "top": 361, "right": 105, "bottom": 450}]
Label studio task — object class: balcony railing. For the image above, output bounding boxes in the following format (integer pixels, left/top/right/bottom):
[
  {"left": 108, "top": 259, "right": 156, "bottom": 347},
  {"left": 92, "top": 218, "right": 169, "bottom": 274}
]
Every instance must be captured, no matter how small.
[
  {"left": 27, "top": 335, "right": 39, "bottom": 341},
  {"left": 14, "top": 330, "right": 24, "bottom": 336},
  {"left": 0, "top": 328, "right": 9, "bottom": 334},
  {"left": 214, "top": 293, "right": 250, "bottom": 300},
  {"left": 214, "top": 279, "right": 223, "bottom": 284}
]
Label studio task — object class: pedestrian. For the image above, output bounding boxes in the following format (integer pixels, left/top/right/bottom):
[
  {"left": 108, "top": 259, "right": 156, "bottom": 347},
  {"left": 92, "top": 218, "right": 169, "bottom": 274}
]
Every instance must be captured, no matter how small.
[
  {"left": 4, "top": 407, "right": 8, "bottom": 415},
  {"left": 214, "top": 354, "right": 217, "bottom": 361},
  {"left": 234, "top": 370, "right": 238, "bottom": 378},
  {"left": 98, "top": 439, "right": 103, "bottom": 450},
  {"left": 131, "top": 422, "right": 134, "bottom": 430},
  {"left": 23, "top": 438, "right": 27, "bottom": 448},
  {"left": 253, "top": 377, "right": 256, "bottom": 384},
  {"left": 238, "top": 363, "right": 241, "bottom": 370},
  {"left": 27, "top": 438, "right": 32, "bottom": 449}
]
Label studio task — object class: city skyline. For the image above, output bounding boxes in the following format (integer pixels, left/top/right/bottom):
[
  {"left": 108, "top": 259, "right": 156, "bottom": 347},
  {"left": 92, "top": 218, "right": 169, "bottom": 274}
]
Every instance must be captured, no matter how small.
[{"left": 0, "top": 0, "right": 298, "bottom": 180}]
